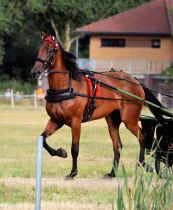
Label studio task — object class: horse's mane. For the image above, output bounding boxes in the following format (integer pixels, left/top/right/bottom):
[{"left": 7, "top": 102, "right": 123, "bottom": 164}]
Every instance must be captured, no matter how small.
[{"left": 58, "top": 42, "right": 82, "bottom": 81}]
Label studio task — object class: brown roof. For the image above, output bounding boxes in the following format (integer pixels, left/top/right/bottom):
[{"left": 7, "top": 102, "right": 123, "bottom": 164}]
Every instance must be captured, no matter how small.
[
  {"left": 76, "top": 0, "right": 173, "bottom": 35},
  {"left": 165, "top": 0, "right": 173, "bottom": 31}
]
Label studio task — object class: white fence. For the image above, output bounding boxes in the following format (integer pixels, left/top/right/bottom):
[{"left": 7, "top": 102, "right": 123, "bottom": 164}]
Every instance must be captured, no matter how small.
[
  {"left": 0, "top": 89, "right": 40, "bottom": 108},
  {"left": 158, "top": 93, "right": 173, "bottom": 108},
  {"left": 0, "top": 89, "right": 173, "bottom": 109},
  {"left": 78, "top": 59, "right": 171, "bottom": 74}
]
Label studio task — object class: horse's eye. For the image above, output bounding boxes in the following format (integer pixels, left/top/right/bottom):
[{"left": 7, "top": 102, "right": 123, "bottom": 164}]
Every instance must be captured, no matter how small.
[{"left": 48, "top": 49, "right": 54, "bottom": 53}]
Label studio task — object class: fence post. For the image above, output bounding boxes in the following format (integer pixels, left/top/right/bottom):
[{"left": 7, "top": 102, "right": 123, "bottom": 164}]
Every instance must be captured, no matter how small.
[
  {"left": 34, "top": 91, "right": 38, "bottom": 109},
  {"left": 158, "top": 93, "right": 162, "bottom": 103},
  {"left": 11, "top": 89, "right": 14, "bottom": 108},
  {"left": 128, "top": 60, "right": 132, "bottom": 73},
  {"left": 35, "top": 136, "right": 43, "bottom": 210}
]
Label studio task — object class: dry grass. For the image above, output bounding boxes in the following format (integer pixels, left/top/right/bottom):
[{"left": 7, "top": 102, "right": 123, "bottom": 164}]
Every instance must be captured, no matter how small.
[
  {"left": 1, "top": 106, "right": 172, "bottom": 210},
  {"left": 0, "top": 202, "right": 113, "bottom": 210},
  {"left": 0, "top": 176, "right": 134, "bottom": 210},
  {"left": 0, "top": 177, "right": 131, "bottom": 189},
  {"left": 0, "top": 106, "right": 138, "bottom": 209}
]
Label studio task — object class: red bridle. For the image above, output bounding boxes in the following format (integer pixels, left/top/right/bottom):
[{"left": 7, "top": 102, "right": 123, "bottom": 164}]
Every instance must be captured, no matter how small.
[
  {"left": 43, "top": 36, "right": 59, "bottom": 49},
  {"left": 34, "top": 35, "right": 67, "bottom": 79},
  {"left": 35, "top": 36, "right": 59, "bottom": 69}
]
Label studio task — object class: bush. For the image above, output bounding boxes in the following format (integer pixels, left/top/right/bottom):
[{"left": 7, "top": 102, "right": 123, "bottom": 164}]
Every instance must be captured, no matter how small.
[
  {"left": 0, "top": 80, "right": 37, "bottom": 94},
  {"left": 162, "top": 65, "right": 173, "bottom": 78}
]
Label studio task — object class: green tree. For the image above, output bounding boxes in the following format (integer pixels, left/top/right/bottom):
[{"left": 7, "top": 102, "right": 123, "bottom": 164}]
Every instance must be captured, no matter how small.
[
  {"left": 0, "top": 0, "right": 151, "bottom": 81},
  {"left": 0, "top": 0, "right": 24, "bottom": 64},
  {"left": 0, "top": 0, "right": 46, "bottom": 81},
  {"left": 25, "top": 0, "right": 151, "bottom": 51}
]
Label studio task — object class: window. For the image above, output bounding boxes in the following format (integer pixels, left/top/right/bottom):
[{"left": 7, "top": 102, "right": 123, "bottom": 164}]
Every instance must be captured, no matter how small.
[
  {"left": 101, "top": 38, "right": 125, "bottom": 47},
  {"left": 126, "top": 39, "right": 150, "bottom": 47},
  {"left": 152, "top": 39, "right": 160, "bottom": 48}
]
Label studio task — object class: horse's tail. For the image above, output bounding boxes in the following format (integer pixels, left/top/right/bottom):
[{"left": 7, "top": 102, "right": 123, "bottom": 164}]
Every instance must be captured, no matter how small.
[{"left": 142, "top": 86, "right": 170, "bottom": 122}]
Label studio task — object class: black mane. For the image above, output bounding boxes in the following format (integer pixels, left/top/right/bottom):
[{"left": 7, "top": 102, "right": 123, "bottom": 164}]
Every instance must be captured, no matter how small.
[{"left": 58, "top": 42, "right": 82, "bottom": 81}]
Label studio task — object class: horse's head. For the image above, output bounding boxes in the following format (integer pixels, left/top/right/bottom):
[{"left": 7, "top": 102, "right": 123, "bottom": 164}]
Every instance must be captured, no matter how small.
[{"left": 31, "top": 32, "right": 59, "bottom": 79}]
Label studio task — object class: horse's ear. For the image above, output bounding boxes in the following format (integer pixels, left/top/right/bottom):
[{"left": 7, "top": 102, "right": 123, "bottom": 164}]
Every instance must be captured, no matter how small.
[{"left": 40, "top": 31, "right": 48, "bottom": 40}]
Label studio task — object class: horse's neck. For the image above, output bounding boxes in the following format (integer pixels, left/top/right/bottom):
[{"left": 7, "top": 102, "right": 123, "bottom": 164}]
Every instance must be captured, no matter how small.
[{"left": 48, "top": 52, "right": 70, "bottom": 90}]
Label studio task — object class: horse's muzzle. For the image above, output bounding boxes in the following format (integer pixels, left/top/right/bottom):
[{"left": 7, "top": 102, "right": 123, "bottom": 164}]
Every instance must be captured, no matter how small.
[
  {"left": 31, "top": 69, "right": 41, "bottom": 79},
  {"left": 31, "top": 71, "right": 41, "bottom": 79}
]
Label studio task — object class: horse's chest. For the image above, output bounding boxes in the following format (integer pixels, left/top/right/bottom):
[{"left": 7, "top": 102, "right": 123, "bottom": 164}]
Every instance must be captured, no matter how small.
[{"left": 46, "top": 102, "right": 73, "bottom": 124}]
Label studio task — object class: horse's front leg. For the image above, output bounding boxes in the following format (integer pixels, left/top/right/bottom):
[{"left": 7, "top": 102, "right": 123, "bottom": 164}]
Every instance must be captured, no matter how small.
[
  {"left": 66, "top": 118, "right": 81, "bottom": 179},
  {"left": 41, "top": 119, "right": 67, "bottom": 158}
]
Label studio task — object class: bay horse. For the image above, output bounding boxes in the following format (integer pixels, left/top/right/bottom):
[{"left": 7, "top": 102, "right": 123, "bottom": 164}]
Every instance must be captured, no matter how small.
[{"left": 31, "top": 32, "right": 164, "bottom": 179}]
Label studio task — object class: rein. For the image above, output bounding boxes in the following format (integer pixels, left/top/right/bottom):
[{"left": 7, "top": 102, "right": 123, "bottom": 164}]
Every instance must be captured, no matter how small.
[
  {"left": 38, "top": 69, "right": 173, "bottom": 106},
  {"left": 35, "top": 57, "right": 52, "bottom": 67},
  {"left": 36, "top": 68, "right": 173, "bottom": 119},
  {"left": 91, "top": 70, "right": 173, "bottom": 99},
  {"left": 35, "top": 69, "right": 70, "bottom": 80},
  {"left": 44, "top": 69, "right": 127, "bottom": 101},
  {"left": 44, "top": 68, "right": 173, "bottom": 100},
  {"left": 48, "top": 69, "right": 70, "bottom": 75}
]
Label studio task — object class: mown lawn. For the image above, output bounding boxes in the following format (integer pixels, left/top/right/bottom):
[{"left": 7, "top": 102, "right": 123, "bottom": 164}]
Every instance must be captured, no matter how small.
[
  {"left": 0, "top": 106, "right": 141, "bottom": 179},
  {"left": 0, "top": 106, "right": 172, "bottom": 210}
]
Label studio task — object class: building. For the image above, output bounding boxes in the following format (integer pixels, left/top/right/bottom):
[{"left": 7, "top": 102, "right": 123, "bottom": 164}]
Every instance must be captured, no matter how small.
[{"left": 76, "top": 0, "right": 173, "bottom": 75}]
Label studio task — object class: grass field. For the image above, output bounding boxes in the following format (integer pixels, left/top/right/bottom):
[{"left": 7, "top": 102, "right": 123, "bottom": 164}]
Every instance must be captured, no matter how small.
[{"left": 0, "top": 106, "right": 173, "bottom": 210}]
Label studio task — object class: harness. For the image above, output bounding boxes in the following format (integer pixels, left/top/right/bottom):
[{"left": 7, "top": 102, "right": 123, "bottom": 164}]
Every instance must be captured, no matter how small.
[
  {"left": 45, "top": 70, "right": 101, "bottom": 122},
  {"left": 34, "top": 35, "right": 173, "bottom": 124},
  {"left": 34, "top": 35, "right": 102, "bottom": 122},
  {"left": 45, "top": 88, "right": 76, "bottom": 102},
  {"left": 82, "top": 71, "right": 100, "bottom": 122},
  {"left": 34, "top": 35, "right": 130, "bottom": 121}
]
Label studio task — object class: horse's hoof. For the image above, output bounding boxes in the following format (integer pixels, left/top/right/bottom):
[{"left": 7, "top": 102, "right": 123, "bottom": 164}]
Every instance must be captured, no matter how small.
[
  {"left": 64, "top": 174, "right": 74, "bottom": 180},
  {"left": 65, "top": 171, "right": 78, "bottom": 180},
  {"left": 144, "top": 163, "right": 153, "bottom": 172},
  {"left": 103, "top": 173, "right": 115, "bottom": 179},
  {"left": 140, "top": 163, "right": 153, "bottom": 172},
  {"left": 56, "top": 148, "right": 68, "bottom": 158}
]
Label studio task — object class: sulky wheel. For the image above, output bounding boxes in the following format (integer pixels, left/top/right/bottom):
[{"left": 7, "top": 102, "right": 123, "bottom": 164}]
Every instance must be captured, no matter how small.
[{"left": 155, "top": 157, "right": 173, "bottom": 178}]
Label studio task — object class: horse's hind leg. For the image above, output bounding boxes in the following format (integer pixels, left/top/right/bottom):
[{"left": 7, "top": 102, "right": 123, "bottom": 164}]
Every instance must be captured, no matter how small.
[
  {"left": 126, "top": 122, "right": 153, "bottom": 171},
  {"left": 105, "top": 110, "right": 122, "bottom": 178},
  {"left": 41, "top": 119, "right": 67, "bottom": 158},
  {"left": 120, "top": 103, "right": 147, "bottom": 167},
  {"left": 123, "top": 119, "right": 145, "bottom": 166}
]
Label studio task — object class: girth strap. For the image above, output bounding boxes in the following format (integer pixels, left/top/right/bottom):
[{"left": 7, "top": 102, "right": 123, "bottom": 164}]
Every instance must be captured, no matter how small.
[
  {"left": 82, "top": 71, "right": 100, "bottom": 122},
  {"left": 45, "top": 88, "right": 75, "bottom": 102}
]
